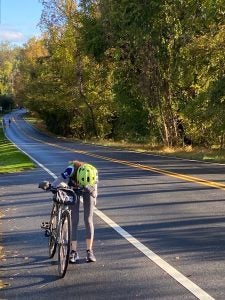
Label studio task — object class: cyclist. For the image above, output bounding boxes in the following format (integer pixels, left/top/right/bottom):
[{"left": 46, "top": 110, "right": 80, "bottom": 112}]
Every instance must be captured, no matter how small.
[{"left": 52, "top": 160, "right": 98, "bottom": 263}]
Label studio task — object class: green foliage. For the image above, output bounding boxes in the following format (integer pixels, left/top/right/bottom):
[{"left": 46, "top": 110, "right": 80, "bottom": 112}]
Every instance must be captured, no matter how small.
[
  {"left": 0, "top": 42, "right": 19, "bottom": 96},
  {"left": 80, "top": 15, "right": 108, "bottom": 61},
  {"left": 3, "top": 0, "right": 225, "bottom": 148},
  {"left": 0, "top": 95, "right": 14, "bottom": 112}
]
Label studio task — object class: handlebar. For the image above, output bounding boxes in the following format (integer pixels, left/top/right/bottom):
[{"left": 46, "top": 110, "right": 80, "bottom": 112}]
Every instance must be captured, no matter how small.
[
  {"left": 49, "top": 186, "right": 84, "bottom": 195},
  {"left": 39, "top": 181, "right": 84, "bottom": 196}
]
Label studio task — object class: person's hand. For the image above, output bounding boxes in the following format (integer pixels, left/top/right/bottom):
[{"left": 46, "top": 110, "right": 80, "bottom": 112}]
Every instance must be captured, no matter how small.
[
  {"left": 46, "top": 183, "right": 52, "bottom": 190},
  {"left": 58, "top": 182, "right": 68, "bottom": 188},
  {"left": 92, "top": 191, "right": 97, "bottom": 198},
  {"left": 38, "top": 181, "right": 50, "bottom": 190}
]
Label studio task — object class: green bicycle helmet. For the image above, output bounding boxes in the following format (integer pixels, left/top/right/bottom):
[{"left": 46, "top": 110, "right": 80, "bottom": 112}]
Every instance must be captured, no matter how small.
[{"left": 77, "top": 164, "right": 98, "bottom": 187}]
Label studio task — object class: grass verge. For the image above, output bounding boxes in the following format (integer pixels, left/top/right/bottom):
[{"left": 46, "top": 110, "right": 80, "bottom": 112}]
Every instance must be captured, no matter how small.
[
  {"left": 86, "top": 140, "right": 225, "bottom": 163},
  {"left": 0, "top": 127, "right": 35, "bottom": 173}
]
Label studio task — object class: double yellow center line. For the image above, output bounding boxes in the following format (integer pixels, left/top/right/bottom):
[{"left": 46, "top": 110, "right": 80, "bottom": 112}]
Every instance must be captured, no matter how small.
[{"left": 18, "top": 117, "right": 225, "bottom": 191}]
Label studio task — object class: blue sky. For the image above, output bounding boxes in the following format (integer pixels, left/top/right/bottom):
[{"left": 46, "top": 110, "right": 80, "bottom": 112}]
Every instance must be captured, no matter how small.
[{"left": 0, "top": 0, "right": 43, "bottom": 45}]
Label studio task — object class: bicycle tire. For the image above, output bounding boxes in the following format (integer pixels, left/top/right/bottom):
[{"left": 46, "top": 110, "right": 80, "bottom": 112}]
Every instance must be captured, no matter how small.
[
  {"left": 58, "top": 210, "right": 71, "bottom": 278},
  {"left": 48, "top": 202, "right": 58, "bottom": 258}
]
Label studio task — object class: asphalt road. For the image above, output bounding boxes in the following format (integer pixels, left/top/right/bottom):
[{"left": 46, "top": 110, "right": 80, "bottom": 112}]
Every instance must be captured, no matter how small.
[{"left": 1, "top": 110, "right": 225, "bottom": 299}]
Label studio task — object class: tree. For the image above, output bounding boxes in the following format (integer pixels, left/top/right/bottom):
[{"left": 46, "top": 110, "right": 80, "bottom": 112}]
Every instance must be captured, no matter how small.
[
  {"left": 20, "top": 0, "right": 114, "bottom": 138},
  {"left": 176, "top": 0, "right": 225, "bottom": 147},
  {"left": 0, "top": 42, "right": 19, "bottom": 97},
  {"left": 9, "top": 0, "right": 225, "bottom": 148}
]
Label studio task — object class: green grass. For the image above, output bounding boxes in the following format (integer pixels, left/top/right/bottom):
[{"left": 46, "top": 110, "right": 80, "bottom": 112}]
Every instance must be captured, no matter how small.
[
  {"left": 0, "top": 127, "right": 35, "bottom": 173},
  {"left": 153, "top": 146, "right": 225, "bottom": 163},
  {"left": 87, "top": 140, "right": 225, "bottom": 163}
]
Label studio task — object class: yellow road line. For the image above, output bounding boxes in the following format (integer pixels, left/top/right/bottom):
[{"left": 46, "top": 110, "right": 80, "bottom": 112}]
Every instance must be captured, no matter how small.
[{"left": 17, "top": 117, "right": 225, "bottom": 191}]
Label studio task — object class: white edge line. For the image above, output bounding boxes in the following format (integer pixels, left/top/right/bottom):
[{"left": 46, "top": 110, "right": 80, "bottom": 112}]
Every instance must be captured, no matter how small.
[
  {"left": 4, "top": 126, "right": 215, "bottom": 300},
  {"left": 94, "top": 209, "right": 214, "bottom": 300},
  {"left": 4, "top": 129, "right": 57, "bottom": 179}
]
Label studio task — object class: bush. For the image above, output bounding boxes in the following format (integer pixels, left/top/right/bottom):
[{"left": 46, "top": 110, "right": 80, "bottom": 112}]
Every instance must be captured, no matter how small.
[{"left": 0, "top": 95, "right": 14, "bottom": 112}]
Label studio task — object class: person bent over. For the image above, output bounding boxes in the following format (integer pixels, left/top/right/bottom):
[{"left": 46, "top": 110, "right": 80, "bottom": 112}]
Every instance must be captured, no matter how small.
[{"left": 52, "top": 160, "right": 98, "bottom": 263}]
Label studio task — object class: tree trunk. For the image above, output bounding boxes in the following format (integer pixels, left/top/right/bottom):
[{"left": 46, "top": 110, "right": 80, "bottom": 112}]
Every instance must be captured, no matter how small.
[
  {"left": 161, "top": 79, "right": 178, "bottom": 147},
  {"left": 76, "top": 59, "right": 98, "bottom": 137}
]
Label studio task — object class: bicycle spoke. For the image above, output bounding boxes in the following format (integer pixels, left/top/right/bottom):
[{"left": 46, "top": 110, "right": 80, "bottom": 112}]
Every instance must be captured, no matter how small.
[
  {"left": 48, "top": 203, "right": 58, "bottom": 258},
  {"left": 58, "top": 211, "right": 71, "bottom": 278}
]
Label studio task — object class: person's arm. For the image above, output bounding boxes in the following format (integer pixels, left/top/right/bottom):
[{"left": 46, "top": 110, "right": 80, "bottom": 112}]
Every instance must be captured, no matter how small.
[
  {"left": 93, "top": 184, "right": 98, "bottom": 206},
  {"left": 51, "top": 175, "right": 69, "bottom": 188},
  {"left": 51, "top": 164, "right": 74, "bottom": 188},
  {"left": 92, "top": 183, "right": 98, "bottom": 198}
]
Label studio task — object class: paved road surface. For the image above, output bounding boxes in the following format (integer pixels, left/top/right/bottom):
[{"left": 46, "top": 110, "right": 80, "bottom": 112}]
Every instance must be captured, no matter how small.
[{"left": 1, "top": 110, "right": 225, "bottom": 299}]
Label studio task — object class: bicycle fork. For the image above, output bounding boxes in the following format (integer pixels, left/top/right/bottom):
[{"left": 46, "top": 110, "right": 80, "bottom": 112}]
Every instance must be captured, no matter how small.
[{"left": 57, "top": 206, "right": 70, "bottom": 247}]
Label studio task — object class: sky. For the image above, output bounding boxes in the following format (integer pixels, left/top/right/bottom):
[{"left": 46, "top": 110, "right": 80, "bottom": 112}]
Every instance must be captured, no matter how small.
[{"left": 0, "top": 0, "right": 43, "bottom": 45}]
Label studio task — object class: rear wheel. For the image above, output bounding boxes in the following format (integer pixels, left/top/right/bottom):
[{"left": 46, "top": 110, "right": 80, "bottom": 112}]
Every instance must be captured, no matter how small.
[
  {"left": 58, "top": 210, "right": 71, "bottom": 278},
  {"left": 48, "top": 203, "right": 58, "bottom": 258}
]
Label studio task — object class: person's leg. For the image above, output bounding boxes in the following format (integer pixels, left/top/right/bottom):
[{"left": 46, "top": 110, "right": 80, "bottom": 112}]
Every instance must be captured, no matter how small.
[
  {"left": 71, "top": 196, "right": 80, "bottom": 249},
  {"left": 83, "top": 191, "right": 96, "bottom": 262},
  {"left": 70, "top": 196, "right": 80, "bottom": 263}
]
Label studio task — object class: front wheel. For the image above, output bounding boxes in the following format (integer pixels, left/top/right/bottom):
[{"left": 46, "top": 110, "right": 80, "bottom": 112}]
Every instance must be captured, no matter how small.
[
  {"left": 48, "top": 203, "right": 58, "bottom": 258},
  {"left": 58, "top": 210, "right": 71, "bottom": 278}
]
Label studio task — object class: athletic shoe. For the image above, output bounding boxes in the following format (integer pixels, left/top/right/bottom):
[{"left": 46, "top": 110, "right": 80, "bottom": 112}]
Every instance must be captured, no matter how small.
[
  {"left": 86, "top": 250, "right": 96, "bottom": 262},
  {"left": 41, "top": 221, "right": 49, "bottom": 229},
  {"left": 69, "top": 251, "right": 79, "bottom": 263}
]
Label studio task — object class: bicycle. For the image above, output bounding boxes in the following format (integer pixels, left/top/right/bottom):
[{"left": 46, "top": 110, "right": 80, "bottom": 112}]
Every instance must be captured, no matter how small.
[{"left": 39, "top": 182, "right": 77, "bottom": 278}]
